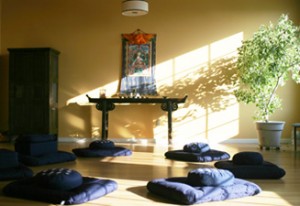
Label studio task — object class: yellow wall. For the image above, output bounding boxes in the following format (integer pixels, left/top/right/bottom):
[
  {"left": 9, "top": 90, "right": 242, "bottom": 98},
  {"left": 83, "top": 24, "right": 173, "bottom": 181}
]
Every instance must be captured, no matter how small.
[{"left": 1, "top": 0, "right": 300, "bottom": 143}]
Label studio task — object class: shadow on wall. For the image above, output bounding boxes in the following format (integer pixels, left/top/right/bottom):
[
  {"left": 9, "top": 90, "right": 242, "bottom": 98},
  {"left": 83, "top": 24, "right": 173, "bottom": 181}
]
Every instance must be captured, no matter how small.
[
  {"left": 158, "top": 56, "right": 237, "bottom": 112},
  {"left": 154, "top": 55, "right": 239, "bottom": 143},
  {"left": 59, "top": 103, "right": 92, "bottom": 138}
]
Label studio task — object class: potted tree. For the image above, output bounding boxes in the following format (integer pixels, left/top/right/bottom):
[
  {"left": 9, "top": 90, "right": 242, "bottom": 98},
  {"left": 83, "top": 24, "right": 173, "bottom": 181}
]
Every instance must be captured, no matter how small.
[{"left": 234, "top": 14, "right": 300, "bottom": 149}]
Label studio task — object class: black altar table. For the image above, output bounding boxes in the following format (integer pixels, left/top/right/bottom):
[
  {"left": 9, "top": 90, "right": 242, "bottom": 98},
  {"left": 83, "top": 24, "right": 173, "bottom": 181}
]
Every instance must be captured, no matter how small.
[{"left": 86, "top": 95, "right": 187, "bottom": 143}]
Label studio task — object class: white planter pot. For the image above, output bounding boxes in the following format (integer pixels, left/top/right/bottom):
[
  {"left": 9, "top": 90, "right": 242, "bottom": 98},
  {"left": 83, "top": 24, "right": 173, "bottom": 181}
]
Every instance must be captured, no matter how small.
[{"left": 256, "top": 121, "right": 285, "bottom": 149}]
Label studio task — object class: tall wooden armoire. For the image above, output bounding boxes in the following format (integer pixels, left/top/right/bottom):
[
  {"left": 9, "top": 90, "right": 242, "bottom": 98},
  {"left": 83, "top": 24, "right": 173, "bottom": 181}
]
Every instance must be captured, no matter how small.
[{"left": 8, "top": 48, "right": 60, "bottom": 135}]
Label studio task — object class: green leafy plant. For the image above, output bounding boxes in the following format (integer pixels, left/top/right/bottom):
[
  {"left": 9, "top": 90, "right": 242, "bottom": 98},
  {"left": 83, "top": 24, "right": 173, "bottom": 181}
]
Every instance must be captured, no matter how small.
[{"left": 234, "top": 14, "right": 300, "bottom": 122}]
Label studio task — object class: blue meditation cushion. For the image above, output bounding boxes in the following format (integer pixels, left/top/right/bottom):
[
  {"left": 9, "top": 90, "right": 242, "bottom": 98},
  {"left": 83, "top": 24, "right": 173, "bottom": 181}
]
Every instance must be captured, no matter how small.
[
  {"left": 183, "top": 142, "right": 210, "bottom": 153},
  {"left": 0, "top": 149, "right": 19, "bottom": 169},
  {"left": 233, "top": 152, "right": 264, "bottom": 165},
  {"left": 35, "top": 168, "right": 83, "bottom": 191},
  {"left": 214, "top": 160, "right": 286, "bottom": 179},
  {"left": 0, "top": 164, "right": 33, "bottom": 181},
  {"left": 17, "top": 151, "right": 76, "bottom": 166},
  {"left": 165, "top": 149, "right": 230, "bottom": 162},
  {"left": 215, "top": 152, "right": 286, "bottom": 179},
  {"left": 89, "top": 140, "right": 115, "bottom": 150},
  {"left": 3, "top": 176, "right": 118, "bottom": 205},
  {"left": 72, "top": 147, "right": 132, "bottom": 157},
  {"left": 15, "top": 134, "right": 58, "bottom": 156},
  {"left": 187, "top": 168, "right": 234, "bottom": 187},
  {"left": 15, "top": 141, "right": 57, "bottom": 156},
  {"left": 147, "top": 177, "right": 261, "bottom": 205},
  {"left": 16, "top": 134, "right": 57, "bottom": 143}
]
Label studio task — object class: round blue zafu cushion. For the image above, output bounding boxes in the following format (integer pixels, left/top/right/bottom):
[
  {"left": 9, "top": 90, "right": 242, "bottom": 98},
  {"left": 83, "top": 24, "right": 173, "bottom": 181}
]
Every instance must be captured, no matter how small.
[
  {"left": 35, "top": 168, "right": 83, "bottom": 191},
  {"left": 183, "top": 142, "right": 210, "bottom": 153},
  {"left": 89, "top": 140, "right": 115, "bottom": 150},
  {"left": 233, "top": 152, "right": 264, "bottom": 165},
  {"left": 187, "top": 168, "right": 235, "bottom": 186}
]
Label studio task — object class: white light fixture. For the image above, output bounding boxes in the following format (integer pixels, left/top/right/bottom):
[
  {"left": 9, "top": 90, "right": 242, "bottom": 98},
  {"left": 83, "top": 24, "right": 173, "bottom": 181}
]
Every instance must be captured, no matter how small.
[{"left": 122, "top": 0, "right": 149, "bottom": 17}]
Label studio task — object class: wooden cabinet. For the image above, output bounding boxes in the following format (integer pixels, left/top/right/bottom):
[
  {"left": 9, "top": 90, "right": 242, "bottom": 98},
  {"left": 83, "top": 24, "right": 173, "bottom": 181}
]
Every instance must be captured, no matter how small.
[{"left": 8, "top": 48, "right": 60, "bottom": 135}]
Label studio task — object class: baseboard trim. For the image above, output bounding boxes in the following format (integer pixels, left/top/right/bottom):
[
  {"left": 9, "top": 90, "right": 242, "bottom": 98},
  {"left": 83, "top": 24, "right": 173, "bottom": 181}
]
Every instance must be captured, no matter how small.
[
  {"left": 222, "top": 138, "right": 290, "bottom": 144},
  {"left": 58, "top": 137, "right": 291, "bottom": 144},
  {"left": 58, "top": 137, "right": 142, "bottom": 144}
]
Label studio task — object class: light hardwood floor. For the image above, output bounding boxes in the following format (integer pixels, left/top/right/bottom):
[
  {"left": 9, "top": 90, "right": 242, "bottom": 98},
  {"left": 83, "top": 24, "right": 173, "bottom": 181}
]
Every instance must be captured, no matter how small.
[{"left": 0, "top": 141, "right": 299, "bottom": 206}]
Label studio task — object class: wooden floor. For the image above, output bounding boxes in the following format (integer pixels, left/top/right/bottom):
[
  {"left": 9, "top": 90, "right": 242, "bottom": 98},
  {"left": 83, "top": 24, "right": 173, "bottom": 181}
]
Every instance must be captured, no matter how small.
[{"left": 0, "top": 141, "right": 299, "bottom": 206}]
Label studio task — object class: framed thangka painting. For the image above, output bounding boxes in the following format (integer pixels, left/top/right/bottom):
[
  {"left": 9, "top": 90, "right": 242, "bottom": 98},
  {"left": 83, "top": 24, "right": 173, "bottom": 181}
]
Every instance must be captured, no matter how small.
[{"left": 120, "top": 29, "right": 157, "bottom": 96}]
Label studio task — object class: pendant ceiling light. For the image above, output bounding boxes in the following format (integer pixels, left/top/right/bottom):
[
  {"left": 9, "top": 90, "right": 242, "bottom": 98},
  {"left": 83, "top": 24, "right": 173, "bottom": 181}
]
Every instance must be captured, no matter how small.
[{"left": 122, "top": 0, "right": 149, "bottom": 17}]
